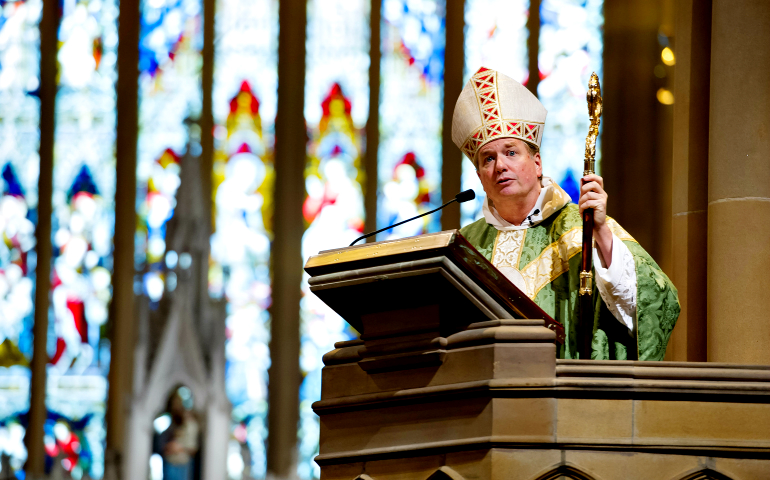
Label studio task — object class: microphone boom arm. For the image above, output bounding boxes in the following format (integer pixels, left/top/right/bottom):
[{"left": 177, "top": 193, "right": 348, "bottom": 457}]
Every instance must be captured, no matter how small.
[
  {"left": 349, "top": 190, "right": 475, "bottom": 247},
  {"left": 349, "top": 199, "right": 457, "bottom": 247}
]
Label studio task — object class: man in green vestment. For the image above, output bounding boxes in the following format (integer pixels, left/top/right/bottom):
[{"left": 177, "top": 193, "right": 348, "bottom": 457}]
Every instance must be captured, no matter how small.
[{"left": 453, "top": 67, "right": 679, "bottom": 360}]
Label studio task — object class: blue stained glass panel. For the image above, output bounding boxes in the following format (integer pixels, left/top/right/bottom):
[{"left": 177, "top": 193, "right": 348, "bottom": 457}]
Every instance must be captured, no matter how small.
[
  {"left": 460, "top": 0, "right": 529, "bottom": 226},
  {"left": 211, "top": 0, "right": 278, "bottom": 477},
  {"left": 0, "top": 0, "right": 42, "bottom": 474},
  {"left": 47, "top": 0, "right": 120, "bottom": 477},
  {"left": 300, "top": 0, "right": 370, "bottom": 477},
  {"left": 136, "top": 0, "right": 203, "bottom": 304},
  {"left": 378, "top": 0, "right": 446, "bottom": 239},
  {"left": 538, "top": 0, "right": 603, "bottom": 200}
]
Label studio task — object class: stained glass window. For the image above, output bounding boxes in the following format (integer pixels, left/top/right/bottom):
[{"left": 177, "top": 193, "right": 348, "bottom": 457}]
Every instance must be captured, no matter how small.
[
  {"left": 300, "top": 0, "right": 370, "bottom": 477},
  {"left": 47, "top": 0, "right": 119, "bottom": 477},
  {"left": 211, "top": 0, "right": 278, "bottom": 477},
  {"left": 538, "top": 0, "right": 603, "bottom": 201},
  {"left": 136, "top": 0, "right": 203, "bottom": 304},
  {"left": 460, "top": 0, "right": 530, "bottom": 225},
  {"left": 378, "top": 0, "right": 446, "bottom": 239},
  {"left": 0, "top": 0, "right": 42, "bottom": 475}
]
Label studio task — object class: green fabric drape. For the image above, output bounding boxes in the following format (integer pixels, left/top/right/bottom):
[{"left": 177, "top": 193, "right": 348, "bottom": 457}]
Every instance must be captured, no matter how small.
[{"left": 460, "top": 203, "right": 679, "bottom": 360}]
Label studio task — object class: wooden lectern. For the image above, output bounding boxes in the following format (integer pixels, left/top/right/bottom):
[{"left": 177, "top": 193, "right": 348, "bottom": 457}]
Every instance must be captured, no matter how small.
[
  {"left": 305, "top": 231, "right": 770, "bottom": 479},
  {"left": 305, "top": 229, "right": 564, "bottom": 347},
  {"left": 304, "top": 230, "right": 563, "bottom": 476}
]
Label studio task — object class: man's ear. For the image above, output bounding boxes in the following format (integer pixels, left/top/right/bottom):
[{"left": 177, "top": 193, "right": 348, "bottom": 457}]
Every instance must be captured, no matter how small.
[{"left": 534, "top": 152, "right": 542, "bottom": 177}]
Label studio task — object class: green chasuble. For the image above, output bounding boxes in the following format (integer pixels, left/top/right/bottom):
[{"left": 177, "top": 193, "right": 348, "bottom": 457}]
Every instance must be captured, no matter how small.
[{"left": 460, "top": 203, "right": 680, "bottom": 361}]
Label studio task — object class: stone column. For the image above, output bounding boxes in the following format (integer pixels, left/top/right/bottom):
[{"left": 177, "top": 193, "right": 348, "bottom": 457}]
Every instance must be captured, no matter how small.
[
  {"left": 25, "top": 0, "right": 57, "bottom": 474},
  {"left": 269, "top": 0, "right": 306, "bottom": 473},
  {"left": 440, "top": 0, "right": 464, "bottom": 230},
  {"left": 667, "top": 0, "right": 710, "bottom": 361},
  {"left": 106, "top": 0, "right": 140, "bottom": 470},
  {"left": 707, "top": 0, "right": 770, "bottom": 364},
  {"left": 364, "top": 0, "right": 381, "bottom": 238},
  {"left": 602, "top": 0, "right": 672, "bottom": 270}
]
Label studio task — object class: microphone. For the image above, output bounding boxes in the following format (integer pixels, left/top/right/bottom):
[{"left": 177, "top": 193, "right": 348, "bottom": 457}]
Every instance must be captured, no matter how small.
[{"left": 349, "top": 189, "right": 476, "bottom": 246}]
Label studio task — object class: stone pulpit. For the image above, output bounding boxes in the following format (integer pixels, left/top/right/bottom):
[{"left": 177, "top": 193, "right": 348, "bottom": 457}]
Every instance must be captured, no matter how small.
[{"left": 305, "top": 231, "right": 770, "bottom": 480}]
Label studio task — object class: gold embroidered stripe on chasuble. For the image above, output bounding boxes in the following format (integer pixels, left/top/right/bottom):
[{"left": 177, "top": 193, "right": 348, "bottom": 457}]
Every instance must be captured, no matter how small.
[{"left": 490, "top": 217, "right": 637, "bottom": 299}]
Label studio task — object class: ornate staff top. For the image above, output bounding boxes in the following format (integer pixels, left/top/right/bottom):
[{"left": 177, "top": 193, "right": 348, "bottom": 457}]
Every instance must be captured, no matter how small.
[{"left": 584, "top": 72, "right": 602, "bottom": 176}]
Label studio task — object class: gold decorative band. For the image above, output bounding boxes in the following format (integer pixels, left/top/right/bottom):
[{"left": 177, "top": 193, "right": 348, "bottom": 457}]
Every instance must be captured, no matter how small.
[
  {"left": 514, "top": 217, "right": 637, "bottom": 300},
  {"left": 461, "top": 120, "right": 544, "bottom": 160},
  {"left": 579, "top": 270, "right": 593, "bottom": 295}
]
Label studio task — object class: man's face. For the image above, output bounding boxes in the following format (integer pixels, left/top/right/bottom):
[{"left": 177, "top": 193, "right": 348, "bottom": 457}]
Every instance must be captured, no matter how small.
[{"left": 476, "top": 138, "right": 542, "bottom": 207}]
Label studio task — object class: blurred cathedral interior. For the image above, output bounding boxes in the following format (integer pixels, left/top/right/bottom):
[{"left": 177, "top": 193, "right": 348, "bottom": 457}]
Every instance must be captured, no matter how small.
[{"left": 0, "top": 0, "right": 768, "bottom": 479}]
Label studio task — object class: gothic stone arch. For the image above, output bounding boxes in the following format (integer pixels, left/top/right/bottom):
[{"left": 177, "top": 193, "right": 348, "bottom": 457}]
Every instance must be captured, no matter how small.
[
  {"left": 533, "top": 464, "right": 598, "bottom": 480},
  {"left": 677, "top": 468, "right": 734, "bottom": 480},
  {"left": 426, "top": 466, "right": 466, "bottom": 480}
]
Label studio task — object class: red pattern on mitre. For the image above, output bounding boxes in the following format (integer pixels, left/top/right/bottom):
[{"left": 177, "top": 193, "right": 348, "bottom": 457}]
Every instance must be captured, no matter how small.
[{"left": 451, "top": 67, "right": 547, "bottom": 162}]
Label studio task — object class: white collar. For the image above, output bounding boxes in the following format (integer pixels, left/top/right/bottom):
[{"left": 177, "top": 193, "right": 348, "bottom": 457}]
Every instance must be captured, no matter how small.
[{"left": 482, "top": 176, "right": 572, "bottom": 231}]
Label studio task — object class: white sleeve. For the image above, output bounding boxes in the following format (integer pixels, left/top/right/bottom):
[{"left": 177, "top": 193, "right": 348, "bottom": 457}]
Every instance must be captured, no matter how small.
[{"left": 593, "top": 233, "right": 637, "bottom": 331}]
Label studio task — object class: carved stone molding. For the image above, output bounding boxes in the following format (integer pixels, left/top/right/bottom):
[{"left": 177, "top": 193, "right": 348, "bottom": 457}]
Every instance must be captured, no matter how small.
[
  {"left": 533, "top": 464, "right": 598, "bottom": 480},
  {"left": 676, "top": 469, "right": 733, "bottom": 480},
  {"left": 426, "top": 466, "right": 466, "bottom": 480}
]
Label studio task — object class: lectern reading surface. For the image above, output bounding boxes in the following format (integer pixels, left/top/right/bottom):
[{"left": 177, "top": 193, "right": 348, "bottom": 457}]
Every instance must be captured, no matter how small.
[{"left": 305, "top": 230, "right": 564, "bottom": 344}]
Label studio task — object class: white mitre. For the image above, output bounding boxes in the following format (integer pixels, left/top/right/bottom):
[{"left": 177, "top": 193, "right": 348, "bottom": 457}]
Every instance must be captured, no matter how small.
[{"left": 452, "top": 67, "right": 547, "bottom": 162}]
